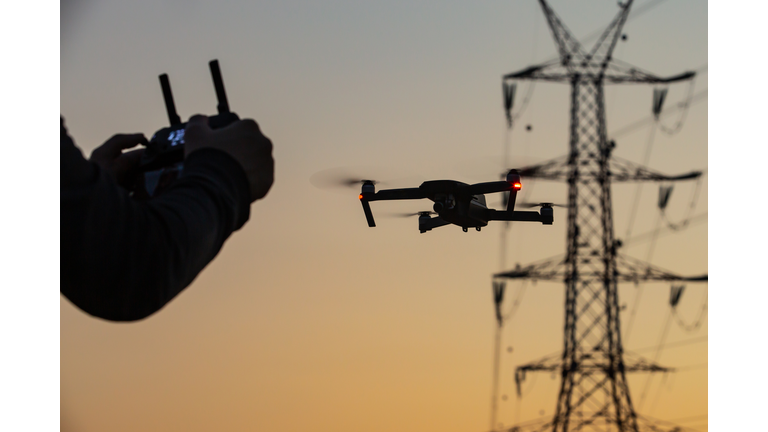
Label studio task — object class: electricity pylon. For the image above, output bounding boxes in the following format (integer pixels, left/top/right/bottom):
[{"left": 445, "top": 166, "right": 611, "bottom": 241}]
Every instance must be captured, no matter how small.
[{"left": 493, "top": 1, "right": 706, "bottom": 431}]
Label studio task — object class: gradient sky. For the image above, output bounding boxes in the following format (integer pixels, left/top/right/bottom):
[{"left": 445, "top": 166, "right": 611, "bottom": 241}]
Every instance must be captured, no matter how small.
[{"left": 61, "top": 1, "right": 707, "bottom": 431}]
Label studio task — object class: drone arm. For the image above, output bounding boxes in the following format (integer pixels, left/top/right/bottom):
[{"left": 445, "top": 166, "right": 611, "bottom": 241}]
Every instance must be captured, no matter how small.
[
  {"left": 359, "top": 187, "right": 425, "bottom": 228},
  {"left": 466, "top": 181, "right": 513, "bottom": 195},
  {"left": 487, "top": 209, "right": 553, "bottom": 225},
  {"left": 368, "top": 188, "right": 426, "bottom": 201},
  {"left": 488, "top": 210, "right": 541, "bottom": 222}
]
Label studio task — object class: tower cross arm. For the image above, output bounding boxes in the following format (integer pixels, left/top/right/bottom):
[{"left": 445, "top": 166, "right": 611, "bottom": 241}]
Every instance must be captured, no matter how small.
[
  {"left": 608, "top": 156, "right": 703, "bottom": 182},
  {"left": 518, "top": 155, "right": 569, "bottom": 181},
  {"left": 495, "top": 253, "right": 707, "bottom": 284},
  {"left": 656, "top": 71, "right": 696, "bottom": 83},
  {"left": 494, "top": 254, "right": 567, "bottom": 281},
  {"left": 508, "top": 154, "right": 704, "bottom": 183},
  {"left": 603, "top": 60, "right": 697, "bottom": 85},
  {"left": 605, "top": 70, "right": 696, "bottom": 85},
  {"left": 622, "top": 351, "right": 675, "bottom": 375},
  {"left": 503, "top": 60, "right": 572, "bottom": 83},
  {"left": 616, "top": 254, "right": 708, "bottom": 283},
  {"left": 514, "top": 352, "right": 563, "bottom": 396}
]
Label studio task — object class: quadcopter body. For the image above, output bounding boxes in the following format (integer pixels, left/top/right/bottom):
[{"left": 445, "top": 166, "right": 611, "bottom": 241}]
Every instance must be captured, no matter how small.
[{"left": 359, "top": 170, "right": 553, "bottom": 233}]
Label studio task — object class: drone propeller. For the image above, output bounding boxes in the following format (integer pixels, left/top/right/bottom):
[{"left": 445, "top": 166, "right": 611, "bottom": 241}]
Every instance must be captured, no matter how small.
[
  {"left": 341, "top": 178, "right": 379, "bottom": 187},
  {"left": 309, "top": 169, "right": 378, "bottom": 189},
  {"left": 309, "top": 166, "right": 422, "bottom": 192},
  {"left": 455, "top": 155, "right": 542, "bottom": 182},
  {"left": 385, "top": 211, "right": 438, "bottom": 218},
  {"left": 518, "top": 201, "right": 567, "bottom": 208}
]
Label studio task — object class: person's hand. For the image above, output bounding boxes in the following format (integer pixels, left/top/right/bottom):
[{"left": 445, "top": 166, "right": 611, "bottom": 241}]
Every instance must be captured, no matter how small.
[
  {"left": 184, "top": 115, "right": 274, "bottom": 202},
  {"left": 90, "top": 134, "right": 148, "bottom": 190}
]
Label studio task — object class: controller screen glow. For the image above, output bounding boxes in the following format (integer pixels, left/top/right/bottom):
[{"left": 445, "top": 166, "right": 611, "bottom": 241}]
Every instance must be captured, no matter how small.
[{"left": 168, "top": 129, "right": 185, "bottom": 147}]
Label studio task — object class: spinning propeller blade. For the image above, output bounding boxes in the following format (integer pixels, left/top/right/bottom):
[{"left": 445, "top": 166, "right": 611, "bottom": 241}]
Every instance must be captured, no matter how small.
[
  {"left": 385, "top": 211, "right": 437, "bottom": 218},
  {"left": 310, "top": 166, "right": 422, "bottom": 192},
  {"left": 455, "top": 155, "right": 543, "bottom": 183},
  {"left": 518, "top": 202, "right": 567, "bottom": 208}
]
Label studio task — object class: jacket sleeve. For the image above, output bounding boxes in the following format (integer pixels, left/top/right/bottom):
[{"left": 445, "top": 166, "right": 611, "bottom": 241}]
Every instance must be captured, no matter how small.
[{"left": 60, "top": 119, "right": 252, "bottom": 321}]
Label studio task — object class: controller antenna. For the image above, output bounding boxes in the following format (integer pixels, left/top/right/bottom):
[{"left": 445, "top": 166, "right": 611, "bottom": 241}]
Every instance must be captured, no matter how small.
[
  {"left": 159, "top": 74, "right": 182, "bottom": 126},
  {"left": 209, "top": 59, "right": 230, "bottom": 114}
]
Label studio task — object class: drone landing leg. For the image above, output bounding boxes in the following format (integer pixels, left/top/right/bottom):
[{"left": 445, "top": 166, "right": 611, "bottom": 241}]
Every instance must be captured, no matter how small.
[{"left": 360, "top": 199, "right": 376, "bottom": 227}]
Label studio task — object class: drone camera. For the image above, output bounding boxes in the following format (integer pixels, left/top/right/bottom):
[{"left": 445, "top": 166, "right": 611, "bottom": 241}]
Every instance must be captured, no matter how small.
[{"left": 432, "top": 193, "right": 455, "bottom": 213}]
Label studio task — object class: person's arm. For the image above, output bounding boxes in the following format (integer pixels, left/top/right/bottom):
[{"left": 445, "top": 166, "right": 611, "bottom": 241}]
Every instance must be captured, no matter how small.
[{"left": 60, "top": 117, "right": 270, "bottom": 321}]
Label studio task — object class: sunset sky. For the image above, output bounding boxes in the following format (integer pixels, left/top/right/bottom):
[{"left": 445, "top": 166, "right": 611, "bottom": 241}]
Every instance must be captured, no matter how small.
[{"left": 55, "top": 1, "right": 716, "bottom": 431}]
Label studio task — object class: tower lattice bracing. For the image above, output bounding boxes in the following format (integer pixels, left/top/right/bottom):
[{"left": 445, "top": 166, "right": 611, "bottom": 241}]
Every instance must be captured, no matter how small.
[
  {"left": 494, "top": 1, "right": 706, "bottom": 431},
  {"left": 556, "top": 76, "right": 635, "bottom": 431}
]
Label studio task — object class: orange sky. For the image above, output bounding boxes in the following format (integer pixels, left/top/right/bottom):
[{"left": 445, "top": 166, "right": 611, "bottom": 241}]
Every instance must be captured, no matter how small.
[{"left": 60, "top": 1, "right": 709, "bottom": 431}]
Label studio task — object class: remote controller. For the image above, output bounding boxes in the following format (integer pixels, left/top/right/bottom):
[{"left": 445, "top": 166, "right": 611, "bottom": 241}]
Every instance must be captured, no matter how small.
[{"left": 133, "top": 59, "right": 239, "bottom": 198}]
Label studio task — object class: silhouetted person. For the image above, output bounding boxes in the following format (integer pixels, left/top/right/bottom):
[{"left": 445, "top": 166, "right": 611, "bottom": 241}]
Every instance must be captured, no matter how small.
[{"left": 60, "top": 115, "right": 274, "bottom": 321}]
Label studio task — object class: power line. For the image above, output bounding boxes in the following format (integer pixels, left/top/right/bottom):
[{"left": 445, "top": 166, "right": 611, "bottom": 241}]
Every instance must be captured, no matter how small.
[
  {"left": 658, "top": 77, "right": 698, "bottom": 135},
  {"left": 610, "top": 89, "right": 708, "bottom": 139},
  {"left": 674, "top": 363, "right": 707, "bottom": 372},
  {"left": 623, "top": 116, "right": 659, "bottom": 242},
  {"left": 673, "top": 288, "right": 708, "bottom": 332},
  {"left": 623, "top": 70, "right": 703, "bottom": 246},
  {"left": 622, "top": 212, "right": 707, "bottom": 249},
  {"left": 637, "top": 307, "right": 674, "bottom": 410},
  {"left": 665, "top": 414, "right": 708, "bottom": 424},
  {"left": 628, "top": 335, "right": 707, "bottom": 354}
]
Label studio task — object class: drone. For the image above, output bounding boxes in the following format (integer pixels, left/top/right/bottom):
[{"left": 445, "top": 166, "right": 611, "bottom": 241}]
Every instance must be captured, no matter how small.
[{"left": 358, "top": 169, "right": 554, "bottom": 233}]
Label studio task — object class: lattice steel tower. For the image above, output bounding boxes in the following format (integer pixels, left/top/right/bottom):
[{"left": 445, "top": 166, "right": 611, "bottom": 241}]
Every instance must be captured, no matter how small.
[{"left": 494, "top": 1, "right": 706, "bottom": 431}]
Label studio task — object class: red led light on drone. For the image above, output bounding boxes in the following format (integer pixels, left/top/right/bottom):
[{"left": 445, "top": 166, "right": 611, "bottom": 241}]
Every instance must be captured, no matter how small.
[
  {"left": 359, "top": 194, "right": 364, "bottom": 200},
  {"left": 513, "top": 182, "right": 522, "bottom": 190}
]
